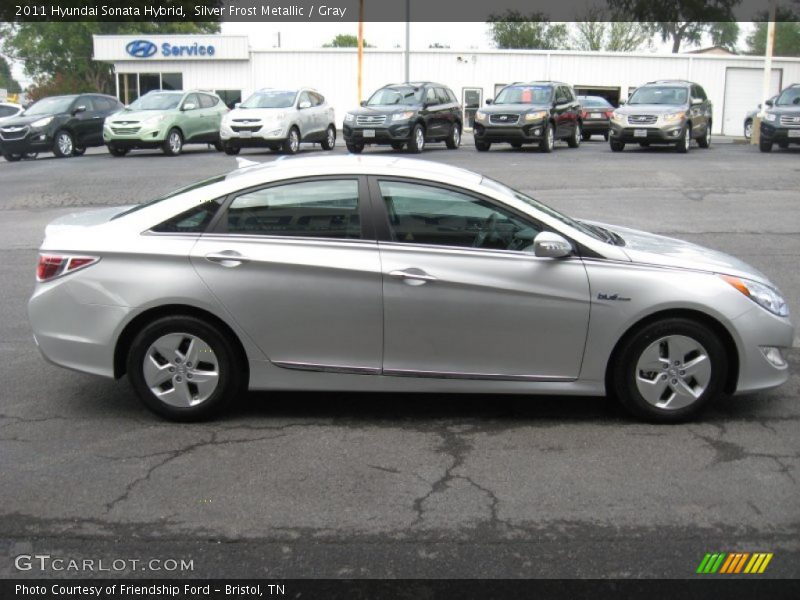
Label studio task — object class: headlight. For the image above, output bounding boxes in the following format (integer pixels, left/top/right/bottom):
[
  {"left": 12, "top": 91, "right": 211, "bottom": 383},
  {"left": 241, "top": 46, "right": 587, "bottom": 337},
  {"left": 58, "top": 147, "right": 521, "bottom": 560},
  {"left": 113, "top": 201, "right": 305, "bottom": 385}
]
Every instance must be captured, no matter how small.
[
  {"left": 391, "top": 111, "right": 415, "bottom": 121},
  {"left": 344, "top": 113, "right": 355, "bottom": 123},
  {"left": 661, "top": 112, "right": 686, "bottom": 123},
  {"left": 763, "top": 112, "right": 777, "bottom": 122},
  {"left": 721, "top": 275, "right": 789, "bottom": 317},
  {"left": 475, "top": 110, "right": 487, "bottom": 122},
  {"left": 524, "top": 111, "right": 547, "bottom": 122},
  {"left": 610, "top": 110, "right": 625, "bottom": 124},
  {"left": 31, "top": 116, "right": 53, "bottom": 128},
  {"left": 142, "top": 115, "right": 165, "bottom": 128}
]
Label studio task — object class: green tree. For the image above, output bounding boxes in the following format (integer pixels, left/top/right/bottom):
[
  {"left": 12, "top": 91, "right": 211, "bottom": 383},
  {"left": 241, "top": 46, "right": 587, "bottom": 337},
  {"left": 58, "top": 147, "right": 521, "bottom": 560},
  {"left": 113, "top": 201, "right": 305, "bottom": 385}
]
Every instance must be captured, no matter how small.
[
  {"left": 0, "top": 22, "right": 220, "bottom": 96},
  {"left": 608, "top": 0, "right": 741, "bottom": 53},
  {"left": 0, "top": 56, "right": 22, "bottom": 93},
  {"left": 323, "top": 34, "right": 373, "bottom": 48},
  {"left": 487, "top": 11, "right": 570, "bottom": 50},
  {"left": 747, "top": 9, "right": 800, "bottom": 57},
  {"left": 572, "top": 7, "right": 651, "bottom": 52},
  {"left": 708, "top": 21, "right": 740, "bottom": 52}
]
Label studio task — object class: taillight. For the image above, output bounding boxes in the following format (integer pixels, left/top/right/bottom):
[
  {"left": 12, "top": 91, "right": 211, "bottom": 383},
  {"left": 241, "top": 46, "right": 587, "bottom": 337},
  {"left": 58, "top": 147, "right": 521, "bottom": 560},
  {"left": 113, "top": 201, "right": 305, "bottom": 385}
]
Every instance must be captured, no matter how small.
[
  {"left": 581, "top": 111, "right": 588, "bottom": 119},
  {"left": 36, "top": 254, "right": 99, "bottom": 282},
  {"left": 605, "top": 110, "right": 613, "bottom": 118}
]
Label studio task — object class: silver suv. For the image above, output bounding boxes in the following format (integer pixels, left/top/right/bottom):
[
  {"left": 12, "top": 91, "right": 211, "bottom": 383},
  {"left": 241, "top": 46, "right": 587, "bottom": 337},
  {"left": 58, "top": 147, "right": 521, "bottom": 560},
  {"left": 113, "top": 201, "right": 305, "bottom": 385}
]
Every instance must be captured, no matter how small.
[{"left": 609, "top": 80, "right": 712, "bottom": 153}]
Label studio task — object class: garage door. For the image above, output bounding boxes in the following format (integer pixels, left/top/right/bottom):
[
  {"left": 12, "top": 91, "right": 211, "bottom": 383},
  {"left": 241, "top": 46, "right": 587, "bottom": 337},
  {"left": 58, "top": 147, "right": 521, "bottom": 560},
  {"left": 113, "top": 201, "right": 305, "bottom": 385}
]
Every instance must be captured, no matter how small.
[{"left": 722, "top": 67, "right": 782, "bottom": 136}]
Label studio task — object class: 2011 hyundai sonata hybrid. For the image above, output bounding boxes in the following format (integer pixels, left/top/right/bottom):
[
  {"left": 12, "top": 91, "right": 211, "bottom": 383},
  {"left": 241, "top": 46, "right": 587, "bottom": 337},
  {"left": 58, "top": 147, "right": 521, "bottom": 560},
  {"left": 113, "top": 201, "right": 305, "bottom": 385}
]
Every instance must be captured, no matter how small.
[{"left": 28, "top": 156, "right": 793, "bottom": 422}]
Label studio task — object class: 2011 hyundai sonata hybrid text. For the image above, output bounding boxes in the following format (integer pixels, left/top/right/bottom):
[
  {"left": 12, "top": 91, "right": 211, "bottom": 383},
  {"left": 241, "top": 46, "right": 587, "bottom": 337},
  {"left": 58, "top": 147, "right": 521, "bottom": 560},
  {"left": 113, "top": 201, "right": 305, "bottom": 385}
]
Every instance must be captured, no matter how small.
[{"left": 28, "top": 156, "right": 793, "bottom": 422}]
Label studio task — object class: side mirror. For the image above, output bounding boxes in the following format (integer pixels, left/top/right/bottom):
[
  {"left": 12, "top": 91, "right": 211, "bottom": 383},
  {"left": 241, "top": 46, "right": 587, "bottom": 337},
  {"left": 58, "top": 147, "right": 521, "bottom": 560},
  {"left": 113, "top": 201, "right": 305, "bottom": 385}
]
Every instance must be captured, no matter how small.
[
  {"left": 234, "top": 102, "right": 241, "bottom": 109},
  {"left": 618, "top": 99, "right": 626, "bottom": 106},
  {"left": 533, "top": 231, "right": 572, "bottom": 258},
  {"left": 485, "top": 98, "right": 493, "bottom": 105},
  {"left": 360, "top": 100, "right": 367, "bottom": 107},
  {"left": 691, "top": 97, "right": 702, "bottom": 105},
  {"left": 299, "top": 100, "right": 311, "bottom": 109},
  {"left": 182, "top": 103, "right": 197, "bottom": 111},
  {"left": 72, "top": 105, "right": 86, "bottom": 115},
  {"left": 765, "top": 98, "right": 774, "bottom": 107}
]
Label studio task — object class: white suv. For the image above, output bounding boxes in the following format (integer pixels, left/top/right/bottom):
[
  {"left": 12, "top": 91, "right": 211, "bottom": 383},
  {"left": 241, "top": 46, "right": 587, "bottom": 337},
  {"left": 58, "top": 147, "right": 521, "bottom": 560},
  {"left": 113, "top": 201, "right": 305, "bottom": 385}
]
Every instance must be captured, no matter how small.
[{"left": 220, "top": 88, "right": 336, "bottom": 155}]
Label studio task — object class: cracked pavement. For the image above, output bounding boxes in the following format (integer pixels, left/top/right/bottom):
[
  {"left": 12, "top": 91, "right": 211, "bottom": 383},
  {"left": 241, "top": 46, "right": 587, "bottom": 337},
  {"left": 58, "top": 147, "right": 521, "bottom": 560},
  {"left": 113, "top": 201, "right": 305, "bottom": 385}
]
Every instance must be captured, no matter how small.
[{"left": 1, "top": 139, "right": 798, "bottom": 578}]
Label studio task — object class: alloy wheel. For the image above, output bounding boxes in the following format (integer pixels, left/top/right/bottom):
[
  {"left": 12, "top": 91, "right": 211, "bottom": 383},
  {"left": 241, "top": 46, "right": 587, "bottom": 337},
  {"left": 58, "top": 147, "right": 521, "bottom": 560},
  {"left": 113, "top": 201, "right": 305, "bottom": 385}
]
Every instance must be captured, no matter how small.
[
  {"left": 57, "top": 133, "right": 73, "bottom": 156},
  {"left": 143, "top": 332, "right": 220, "bottom": 408},
  {"left": 326, "top": 128, "right": 335, "bottom": 148},
  {"left": 169, "top": 131, "right": 182, "bottom": 154},
  {"left": 548, "top": 126, "right": 554, "bottom": 150},
  {"left": 634, "top": 335, "right": 711, "bottom": 410},
  {"left": 415, "top": 126, "right": 425, "bottom": 151},
  {"left": 744, "top": 121, "right": 752, "bottom": 139},
  {"left": 452, "top": 126, "right": 460, "bottom": 147}
]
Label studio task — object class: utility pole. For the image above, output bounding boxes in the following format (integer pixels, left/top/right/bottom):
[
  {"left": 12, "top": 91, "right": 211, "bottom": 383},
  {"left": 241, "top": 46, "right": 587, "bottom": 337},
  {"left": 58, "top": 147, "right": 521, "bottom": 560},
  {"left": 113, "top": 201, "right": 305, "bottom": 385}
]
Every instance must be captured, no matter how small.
[
  {"left": 404, "top": 0, "right": 410, "bottom": 82},
  {"left": 754, "top": 0, "right": 777, "bottom": 144},
  {"left": 357, "top": 0, "right": 364, "bottom": 103}
]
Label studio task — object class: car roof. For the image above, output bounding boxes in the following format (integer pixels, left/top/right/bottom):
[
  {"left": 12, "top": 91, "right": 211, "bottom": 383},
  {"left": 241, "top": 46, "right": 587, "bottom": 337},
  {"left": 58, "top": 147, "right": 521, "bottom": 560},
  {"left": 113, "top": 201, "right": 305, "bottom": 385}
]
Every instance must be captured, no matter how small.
[{"left": 644, "top": 80, "right": 693, "bottom": 86}]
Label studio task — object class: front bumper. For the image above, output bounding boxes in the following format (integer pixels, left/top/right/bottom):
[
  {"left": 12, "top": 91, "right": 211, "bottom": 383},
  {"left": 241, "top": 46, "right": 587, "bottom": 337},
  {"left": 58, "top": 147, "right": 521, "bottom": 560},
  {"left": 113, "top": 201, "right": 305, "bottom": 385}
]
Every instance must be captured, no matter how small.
[
  {"left": 473, "top": 119, "right": 547, "bottom": 143},
  {"left": 760, "top": 122, "right": 800, "bottom": 143},
  {"left": 609, "top": 122, "right": 685, "bottom": 143},
  {"left": 730, "top": 305, "right": 795, "bottom": 395},
  {"left": 343, "top": 122, "right": 414, "bottom": 144},
  {"left": 220, "top": 122, "right": 287, "bottom": 145},
  {"left": 0, "top": 128, "right": 55, "bottom": 154},
  {"left": 104, "top": 123, "right": 167, "bottom": 146}
]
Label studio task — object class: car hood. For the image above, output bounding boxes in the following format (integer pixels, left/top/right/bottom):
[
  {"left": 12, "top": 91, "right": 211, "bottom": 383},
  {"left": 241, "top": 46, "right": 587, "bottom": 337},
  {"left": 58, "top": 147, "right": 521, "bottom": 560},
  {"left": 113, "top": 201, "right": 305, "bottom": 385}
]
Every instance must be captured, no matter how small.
[
  {"left": 107, "top": 110, "right": 171, "bottom": 123},
  {"left": 482, "top": 103, "right": 550, "bottom": 114},
  {"left": 349, "top": 105, "right": 421, "bottom": 116},
  {"left": 616, "top": 104, "right": 687, "bottom": 115},
  {"left": 585, "top": 221, "right": 771, "bottom": 284},
  {"left": 0, "top": 114, "right": 58, "bottom": 127}
]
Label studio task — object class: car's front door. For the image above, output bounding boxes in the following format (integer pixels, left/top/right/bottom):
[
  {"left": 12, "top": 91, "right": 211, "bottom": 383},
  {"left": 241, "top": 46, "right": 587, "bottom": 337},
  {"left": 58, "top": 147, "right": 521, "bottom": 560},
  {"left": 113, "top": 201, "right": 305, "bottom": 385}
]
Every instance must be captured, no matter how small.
[
  {"left": 553, "top": 86, "right": 574, "bottom": 139},
  {"left": 70, "top": 96, "right": 100, "bottom": 146},
  {"left": 296, "top": 91, "right": 316, "bottom": 139},
  {"left": 422, "top": 87, "right": 445, "bottom": 137},
  {"left": 371, "top": 178, "right": 591, "bottom": 379},
  {"left": 190, "top": 176, "right": 382, "bottom": 372},
  {"left": 180, "top": 93, "right": 203, "bottom": 141}
]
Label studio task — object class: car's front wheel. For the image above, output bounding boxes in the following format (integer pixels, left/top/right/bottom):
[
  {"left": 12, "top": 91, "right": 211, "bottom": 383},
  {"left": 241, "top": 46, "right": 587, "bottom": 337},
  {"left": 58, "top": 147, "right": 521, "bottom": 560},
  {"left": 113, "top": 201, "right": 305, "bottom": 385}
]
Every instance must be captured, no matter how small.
[
  {"left": 610, "top": 318, "right": 727, "bottom": 423},
  {"left": 3, "top": 153, "right": 22, "bottom": 162},
  {"left": 107, "top": 144, "right": 129, "bottom": 157},
  {"left": 346, "top": 142, "right": 364, "bottom": 154},
  {"left": 162, "top": 128, "right": 184, "bottom": 156},
  {"left": 610, "top": 139, "right": 625, "bottom": 152},
  {"left": 408, "top": 124, "right": 425, "bottom": 153},
  {"left": 474, "top": 140, "right": 491, "bottom": 152},
  {"left": 539, "top": 122, "right": 554, "bottom": 153},
  {"left": 126, "top": 315, "right": 245, "bottom": 421},
  {"left": 676, "top": 125, "right": 691, "bottom": 153},
  {"left": 282, "top": 127, "right": 300, "bottom": 154},
  {"left": 759, "top": 138, "right": 773, "bottom": 152},
  {"left": 223, "top": 142, "right": 240, "bottom": 155},
  {"left": 53, "top": 130, "right": 74, "bottom": 158}
]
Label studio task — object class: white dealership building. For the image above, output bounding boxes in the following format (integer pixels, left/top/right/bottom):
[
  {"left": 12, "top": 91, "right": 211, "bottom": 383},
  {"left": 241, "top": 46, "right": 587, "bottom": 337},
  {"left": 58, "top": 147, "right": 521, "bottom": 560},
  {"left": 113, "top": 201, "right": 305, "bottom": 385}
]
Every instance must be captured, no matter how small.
[{"left": 93, "top": 34, "right": 800, "bottom": 136}]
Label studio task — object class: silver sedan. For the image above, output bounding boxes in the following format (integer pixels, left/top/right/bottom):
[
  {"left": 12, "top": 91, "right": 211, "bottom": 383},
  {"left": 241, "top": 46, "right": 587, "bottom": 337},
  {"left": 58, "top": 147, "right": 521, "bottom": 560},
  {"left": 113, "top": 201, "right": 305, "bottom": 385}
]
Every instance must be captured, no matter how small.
[{"left": 28, "top": 156, "right": 793, "bottom": 422}]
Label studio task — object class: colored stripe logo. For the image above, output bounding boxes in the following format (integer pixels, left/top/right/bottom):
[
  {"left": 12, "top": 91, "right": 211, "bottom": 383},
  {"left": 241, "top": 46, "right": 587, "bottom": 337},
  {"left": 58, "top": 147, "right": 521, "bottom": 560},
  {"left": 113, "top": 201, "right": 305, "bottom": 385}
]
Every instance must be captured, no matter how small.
[{"left": 696, "top": 552, "right": 773, "bottom": 574}]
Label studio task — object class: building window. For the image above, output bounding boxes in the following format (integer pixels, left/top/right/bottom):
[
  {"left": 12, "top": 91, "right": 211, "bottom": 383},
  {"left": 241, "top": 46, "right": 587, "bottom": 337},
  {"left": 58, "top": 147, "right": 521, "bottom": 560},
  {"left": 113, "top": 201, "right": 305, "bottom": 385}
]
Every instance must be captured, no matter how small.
[
  {"left": 115, "top": 73, "right": 184, "bottom": 105},
  {"left": 117, "top": 73, "right": 138, "bottom": 105},
  {"left": 139, "top": 73, "right": 161, "bottom": 96},
  {"left": 215, "top": 90, "right": 242, "bottom": 109},
  {"left": 161, "top": 73, "right": 183, "bottom": 91}
]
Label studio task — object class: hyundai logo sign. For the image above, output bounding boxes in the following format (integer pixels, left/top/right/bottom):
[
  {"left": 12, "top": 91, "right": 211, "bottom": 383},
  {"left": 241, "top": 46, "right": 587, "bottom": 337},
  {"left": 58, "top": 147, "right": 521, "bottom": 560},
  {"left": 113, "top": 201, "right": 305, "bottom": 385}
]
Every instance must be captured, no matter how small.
[{"left": 126, "top": 40, "right": 157, "bottom": 58}]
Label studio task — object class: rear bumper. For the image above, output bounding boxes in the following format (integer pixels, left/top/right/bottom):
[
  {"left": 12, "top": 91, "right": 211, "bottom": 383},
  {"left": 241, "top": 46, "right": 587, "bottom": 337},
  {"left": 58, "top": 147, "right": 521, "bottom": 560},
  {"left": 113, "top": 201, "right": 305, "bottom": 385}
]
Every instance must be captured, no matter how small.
[
  {"left": 582, "top": 120, "right": 610, "bottom": 134},
  {"left": 610, "top": 123, "right": 684, "bottom": 143}
]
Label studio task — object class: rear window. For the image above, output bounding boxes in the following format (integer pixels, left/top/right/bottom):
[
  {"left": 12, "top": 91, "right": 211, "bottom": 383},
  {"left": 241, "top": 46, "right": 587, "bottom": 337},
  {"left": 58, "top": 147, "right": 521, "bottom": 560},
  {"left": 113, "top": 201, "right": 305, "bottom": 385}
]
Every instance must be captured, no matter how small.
[{"left": 579, "top": 97, "right": 612, "bottom": 108}]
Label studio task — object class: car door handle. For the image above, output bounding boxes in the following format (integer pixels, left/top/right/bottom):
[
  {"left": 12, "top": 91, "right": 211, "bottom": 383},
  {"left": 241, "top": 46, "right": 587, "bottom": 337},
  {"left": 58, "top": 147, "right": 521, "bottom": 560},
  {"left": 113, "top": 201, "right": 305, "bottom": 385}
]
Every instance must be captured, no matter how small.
[
  {"left": 388, "top": 269, "right": 438, "bottom": 284},
  {"left": 205, "top": 251, "right": 250, "bottom": 267}
]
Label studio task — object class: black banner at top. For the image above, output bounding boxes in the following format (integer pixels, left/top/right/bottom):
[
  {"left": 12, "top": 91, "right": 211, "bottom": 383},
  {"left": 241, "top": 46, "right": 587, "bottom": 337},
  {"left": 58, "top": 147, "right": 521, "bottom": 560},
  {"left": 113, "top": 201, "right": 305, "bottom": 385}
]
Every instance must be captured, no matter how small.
[{"left": 1, "top": 0, "right": 798, "bottom": 23}]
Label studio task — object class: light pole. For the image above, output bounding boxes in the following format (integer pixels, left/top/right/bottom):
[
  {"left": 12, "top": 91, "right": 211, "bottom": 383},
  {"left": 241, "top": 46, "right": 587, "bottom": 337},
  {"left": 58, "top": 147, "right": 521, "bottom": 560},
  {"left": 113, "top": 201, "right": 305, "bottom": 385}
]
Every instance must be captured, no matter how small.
[{"left": 404, "top": 0, "right": 410, "bottom": 82}]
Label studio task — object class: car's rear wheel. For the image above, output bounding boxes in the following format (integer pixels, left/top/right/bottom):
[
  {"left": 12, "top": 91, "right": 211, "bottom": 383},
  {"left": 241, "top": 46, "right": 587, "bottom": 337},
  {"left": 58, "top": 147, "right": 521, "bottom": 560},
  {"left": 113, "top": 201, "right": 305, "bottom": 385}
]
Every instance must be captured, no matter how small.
[
  {"left": 567, "top": 122, "right": 581, "bottom": 148},
  {"left": 445, "top": 123, "right": 461, "bottom": 149},
  {"left": 743, "top": 119, "right": 753, "bottom": 140},
  {"left": 321, "top": 126, "right": 336, "bottom": 150},
  {"left": 539, "top": 122, "right": 554, "bottom": 153},
  {"left": 53, "top": 130, "right": 74, "bottom": 158},
  {"left": 346, "top": 142, "right": 364, "bottom": 154},
  {"left": 107, "top": 144, "right": 129, "bottom": 157},
  {"left": 698, "top": 125, "right": 711, "bottom": 149},
  {"left": 282, "top": 127, "right": 300, "bottom": 154},
  {"left": 72, "top": 146, "right": 86, "bottom": 156},
  {"left": 127, "top": 315, "right": 245, "bottom": 421},
  {"left": 475, "top": 140, "right": 491, "bottom": 151},
  {"left": 676, "top": 125, "right": 691, "bottom": 153},
  {"left": 162, "top": 128, "right": 183, "bottom": 156},
  {"left": 610, "top": 139, "right": 625, "bottom": 152},
  {"left": 408, "top": 124, "right": 425, "bottom": 153},
  {"left": 610, "top": 318, "right": 727, "bottom": 423},
  {"left": 581, "top": 132, "right": 591, "bottom": 141}
]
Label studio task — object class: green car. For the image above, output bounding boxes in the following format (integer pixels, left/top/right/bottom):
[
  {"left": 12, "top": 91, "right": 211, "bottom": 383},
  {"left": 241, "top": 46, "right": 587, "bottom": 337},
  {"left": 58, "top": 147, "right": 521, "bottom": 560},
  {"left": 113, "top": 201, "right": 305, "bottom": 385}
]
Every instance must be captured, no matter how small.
[{"left": 104, "top": 90, "right": 228, "bottom": 156}]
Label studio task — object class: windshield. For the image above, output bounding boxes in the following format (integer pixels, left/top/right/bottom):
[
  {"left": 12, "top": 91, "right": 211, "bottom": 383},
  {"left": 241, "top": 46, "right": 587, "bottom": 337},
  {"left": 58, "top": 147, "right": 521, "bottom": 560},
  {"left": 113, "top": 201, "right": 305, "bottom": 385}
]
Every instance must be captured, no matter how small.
[
  {"left": 24, "top": 96, "right": 76, "bottom": 116},
  {"left": 240, "top": 90, "right": 296, "bottom": 109},
  {"left": 367, "top": 86, "right": 423, "bottom": 106},
  {"left": 775, "top": 87, "right": 800, "bottom": 106},
  {"left": 480, "top": 177, "right": 608, "bottom": 243},
  {"left": 628, "top": 86, "right": 687, "bottom": 105},
  {"left": 128, "top": 93, "right": 182, "bottom": 111},
  {"left": 112, "top": 174, "right": 227, "bottom": 220},
  {"left": 494, "top": 85, "right": 553, "bottom": 105},
  {"left": 579, "top": 96, "right": 612, "bottom": 108}
]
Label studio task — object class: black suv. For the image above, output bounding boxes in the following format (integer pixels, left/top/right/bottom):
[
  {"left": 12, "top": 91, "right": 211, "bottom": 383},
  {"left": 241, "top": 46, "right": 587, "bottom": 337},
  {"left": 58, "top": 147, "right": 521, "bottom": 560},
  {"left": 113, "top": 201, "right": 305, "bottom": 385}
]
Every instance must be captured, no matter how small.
[
  {"left": 343, "top": 82, "right": 462, "bottom": 153},
  {"left": 472, "top": 81, "right": 582, "bottom": 153},
  {"left": 759, "top": 84, "right": 800, "bottom": 152},
  {"left": 0, "top": 93, "right": 122, "bottom": 161}
]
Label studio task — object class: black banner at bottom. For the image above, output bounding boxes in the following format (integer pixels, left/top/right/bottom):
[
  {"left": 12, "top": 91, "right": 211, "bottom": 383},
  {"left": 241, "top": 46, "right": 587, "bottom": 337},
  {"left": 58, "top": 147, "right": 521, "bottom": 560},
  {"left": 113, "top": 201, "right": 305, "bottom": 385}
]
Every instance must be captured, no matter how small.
[{"left": 3, "top": 579, "right": 800, "bottom": 600}]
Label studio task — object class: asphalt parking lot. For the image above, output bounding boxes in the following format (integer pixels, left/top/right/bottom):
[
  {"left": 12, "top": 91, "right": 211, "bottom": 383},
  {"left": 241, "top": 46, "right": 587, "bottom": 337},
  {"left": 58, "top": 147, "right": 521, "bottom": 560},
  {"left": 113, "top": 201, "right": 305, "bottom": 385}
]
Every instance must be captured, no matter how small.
[{"left": 1, "top": 136, "right": 798, "bottom": 579}]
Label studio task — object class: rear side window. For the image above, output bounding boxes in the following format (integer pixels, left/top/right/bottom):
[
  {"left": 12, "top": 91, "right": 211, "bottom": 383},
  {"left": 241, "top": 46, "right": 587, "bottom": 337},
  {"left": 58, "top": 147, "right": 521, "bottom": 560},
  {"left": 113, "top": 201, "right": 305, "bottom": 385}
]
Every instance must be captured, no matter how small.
[
  {"left": 77, "top": 96, "right": 96, "bottom": 112},
  {"left": 447, "top": 89, "right": 458, "bottom": 103},
  {"left": 225, "top": 179, "right": 361, "bottom": 239},
  {"left": 310, "top": 92, "right": 324, "bottom": 106},
  {"left": 0, "top": 105, "right": 18, "bottom": 117},
  {"left": 436, "top": 88, "right": 450, "bottom": 104},
  {"left": 199, "top": 94, "right": 217, "bottom": 108},
  {"left": 151, "top": 199, "right": 223, "bottom": 233}
]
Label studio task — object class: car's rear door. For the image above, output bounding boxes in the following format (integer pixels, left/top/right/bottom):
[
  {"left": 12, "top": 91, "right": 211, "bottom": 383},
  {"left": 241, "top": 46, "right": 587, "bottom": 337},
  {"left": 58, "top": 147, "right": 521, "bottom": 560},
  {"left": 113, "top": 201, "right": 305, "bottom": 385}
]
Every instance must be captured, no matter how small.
[
  {"left": 370, "top": 177, "right": 591, "bottom": 379},
  {"left": 190, "top": 176, "right": 383, "bottom": 372}
]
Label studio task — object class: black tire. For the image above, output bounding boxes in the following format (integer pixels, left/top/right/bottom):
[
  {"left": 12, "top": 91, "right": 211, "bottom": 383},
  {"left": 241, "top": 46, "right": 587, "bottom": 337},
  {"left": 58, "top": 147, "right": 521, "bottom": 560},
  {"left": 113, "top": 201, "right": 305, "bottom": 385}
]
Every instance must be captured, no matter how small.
[
  {"left": 743, "top": 119, "right": 753, "bottom": 140},
  {"left": 567, "top": 122, "right": 581, "bottom": 148},
  {"left": 3, "top": 153, "right": 22, "bottom": 162},
  {"left": 52, "top": 130, "right": 74, "bottom": 158},
  {"left": 778, "top": 141, "right": 789, "bottom": 149},
  {"left": 223, "top": 143, "right": 240, "bottom": 155},
  {"left": 474, "top": 140, "right": 491, "bottom": 152},
  {"left": 698, "top": 124, "right": 711, "bottom": 149},
  {"left": 107, "top": 144, "right": 129, "bottom": 157},
  {"left": 510, "top": 142, "right": 523, "bottom": 149},
  {"left": 445, "top": 123, "right": 461, "bottom": 149},
  {"left": 162, "top": 128, "right": 183, "bottom": 156},
  {"left": 603, "top": 132, "right": 609, "bottom": 141},
  {"left": 610, "top": 139, "right": 625, "bottom": 152},
  {"left": 391, "top": 142, "right": 405, "bottom": 151},
  {"left": 581, "top": 132, "right": 591, "bottom": 141},
  {"left": 759, "top": 137, "right": 773, "bottom": 153},
  {"left": 639, "top": 142, "right": 650, "bottom": 147},
  {"left": 676, "top": 125, "right": 690, "bottom": 154},
  {"left": 539, "top": 122, "right": 554, "bottom": 153},
  {"left": 126, "top": 315, "right": 245, "bottom": 422},
  {"left": 321, "top": 126, "right": 336, "bottom": 150},
  {"left": 610, "top": 317, "right": 727, "bottom": 423},
  {"left": 72, "top": 146, "right": 86, "bottom": 156},
  {"left": 282, "top": 127, "right": 300, "bottom": 154},
  {"left": 213, "top": 141, "right": 224, "bottom": 152},
  {"left": 346, "top": 142, "right": 364, "bottom": 154},
  {"left": 408, "top": 124, "right": 425, "bottom": 153}
]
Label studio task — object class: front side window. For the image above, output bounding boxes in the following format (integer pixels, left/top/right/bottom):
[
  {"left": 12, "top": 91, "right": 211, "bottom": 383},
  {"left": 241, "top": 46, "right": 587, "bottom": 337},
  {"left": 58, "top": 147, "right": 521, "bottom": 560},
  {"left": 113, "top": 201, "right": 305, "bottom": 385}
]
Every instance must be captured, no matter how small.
[
  {"left": 494, "top": 85, "right": 553, "bottom": 105},
  {"left": 182, "top": 93, "right": 200, "bottom": 110},
  {"left": 379, "top": 180, "right": 540, "bottom": 251},
  {"left": 199, "top": 94, "right": 217, "bottom": 109},
  {"left": 628, "top": 86, "right": 688, "bottom": 105},
  {"left": 0, "top": 105, "right": 18, "bottom": 117},
  {"left": 226, "top": 180, "right": 361, "bottom": 239}
]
